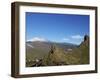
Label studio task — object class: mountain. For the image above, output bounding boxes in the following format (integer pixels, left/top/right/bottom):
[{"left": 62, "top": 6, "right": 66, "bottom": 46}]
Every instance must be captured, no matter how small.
[
  {"left": 63, "top": 35, "right": 89, "bottom": 65},
  {"left": 26, "top": 41, "right": 77, "bottom": 56},
  {"left": 26, "top": 41, "right": 77, "bottom": 67},
  {"left": 43, "top": 35, "right": 89, "bottom": 66},
  {"left": 78, "top": 35, "right": 89, "bottom": 64},
  {"left": 26, "top": 35, "right": 89, "bottom": 67},
  {"left": 26, "top": 41, "right": 77, "bottom": 51}
]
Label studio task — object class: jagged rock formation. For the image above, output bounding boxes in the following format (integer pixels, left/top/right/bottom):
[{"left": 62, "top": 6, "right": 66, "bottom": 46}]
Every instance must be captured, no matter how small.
[
  {"left": 80, "top": 35, "right": 89, "bottom": 46},
  {"left": 84, "top": 35, "right": 89, "bottom": 42},
  {"left": 79, "top": 35, "right": 89, "bottom": 64},
  {"left": 68, "top": 35, "right": 89, "bottom": 64}
]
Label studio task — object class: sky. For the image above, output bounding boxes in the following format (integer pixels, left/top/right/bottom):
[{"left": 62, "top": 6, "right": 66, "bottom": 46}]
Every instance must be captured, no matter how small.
[{"left": 26, "top": 12, "right": 89, "bottom": 45}]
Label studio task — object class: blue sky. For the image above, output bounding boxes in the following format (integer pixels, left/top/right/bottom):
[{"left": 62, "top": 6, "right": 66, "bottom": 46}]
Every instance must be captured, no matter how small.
[{"left": 26, "top": 12, "right": 89, "bottom": 45}]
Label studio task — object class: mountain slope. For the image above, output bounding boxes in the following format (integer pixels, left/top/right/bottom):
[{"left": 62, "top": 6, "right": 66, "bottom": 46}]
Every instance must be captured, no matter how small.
[
  {"left": 26, "top": 35, "right": 89, "bottom": 67},
  {"left": 64, "top": 35, "right": 89, "bottom": 65},
  {"left": 26, "top": 41, "right": 77, "bottom": 67},
  {"left": 42, "top": 35, "right": 89, "bottom": 66}
]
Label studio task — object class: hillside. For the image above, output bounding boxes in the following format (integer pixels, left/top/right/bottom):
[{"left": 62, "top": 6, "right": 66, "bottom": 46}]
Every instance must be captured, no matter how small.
[
  {"left": 26, "top": 41, "right": 76, "bottom": 62},
  {"left": 26, "top": 35, "right": 89, "bottom": 67},
  {"left": 42, "top": 35, "right": 89, "bottom": 66}
]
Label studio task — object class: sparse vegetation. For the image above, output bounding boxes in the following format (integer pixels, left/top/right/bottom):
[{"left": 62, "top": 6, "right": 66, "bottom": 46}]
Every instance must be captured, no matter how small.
[{"left": 26, "top": 35, "right": 89, "bottom": 67}]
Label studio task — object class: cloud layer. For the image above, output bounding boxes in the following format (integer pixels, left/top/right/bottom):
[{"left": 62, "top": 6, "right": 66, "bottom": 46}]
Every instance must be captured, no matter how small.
[
  {"left": 63, "top": 38, "right": 69, "bottom": 41},
  {"left": 27, "top": 37, "right": 47, "bottom": 42},
  {"left": 71, "top": 35, "right": 83, "bottom": 39},
  {"left": 62, "top": 35, "right": 83, "bottom": 45}
]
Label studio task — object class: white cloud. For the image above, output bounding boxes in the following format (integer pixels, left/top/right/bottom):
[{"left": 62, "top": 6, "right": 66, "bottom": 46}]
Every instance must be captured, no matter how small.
[
  {"left": 63, "top": 38, "right": 69, "bottom": 41},
  {"left": 71, "top": 35, "right": 83, "bottom": 39},
  {"left": 27, "top": 37, "right": 47, "bottom": 42}
]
